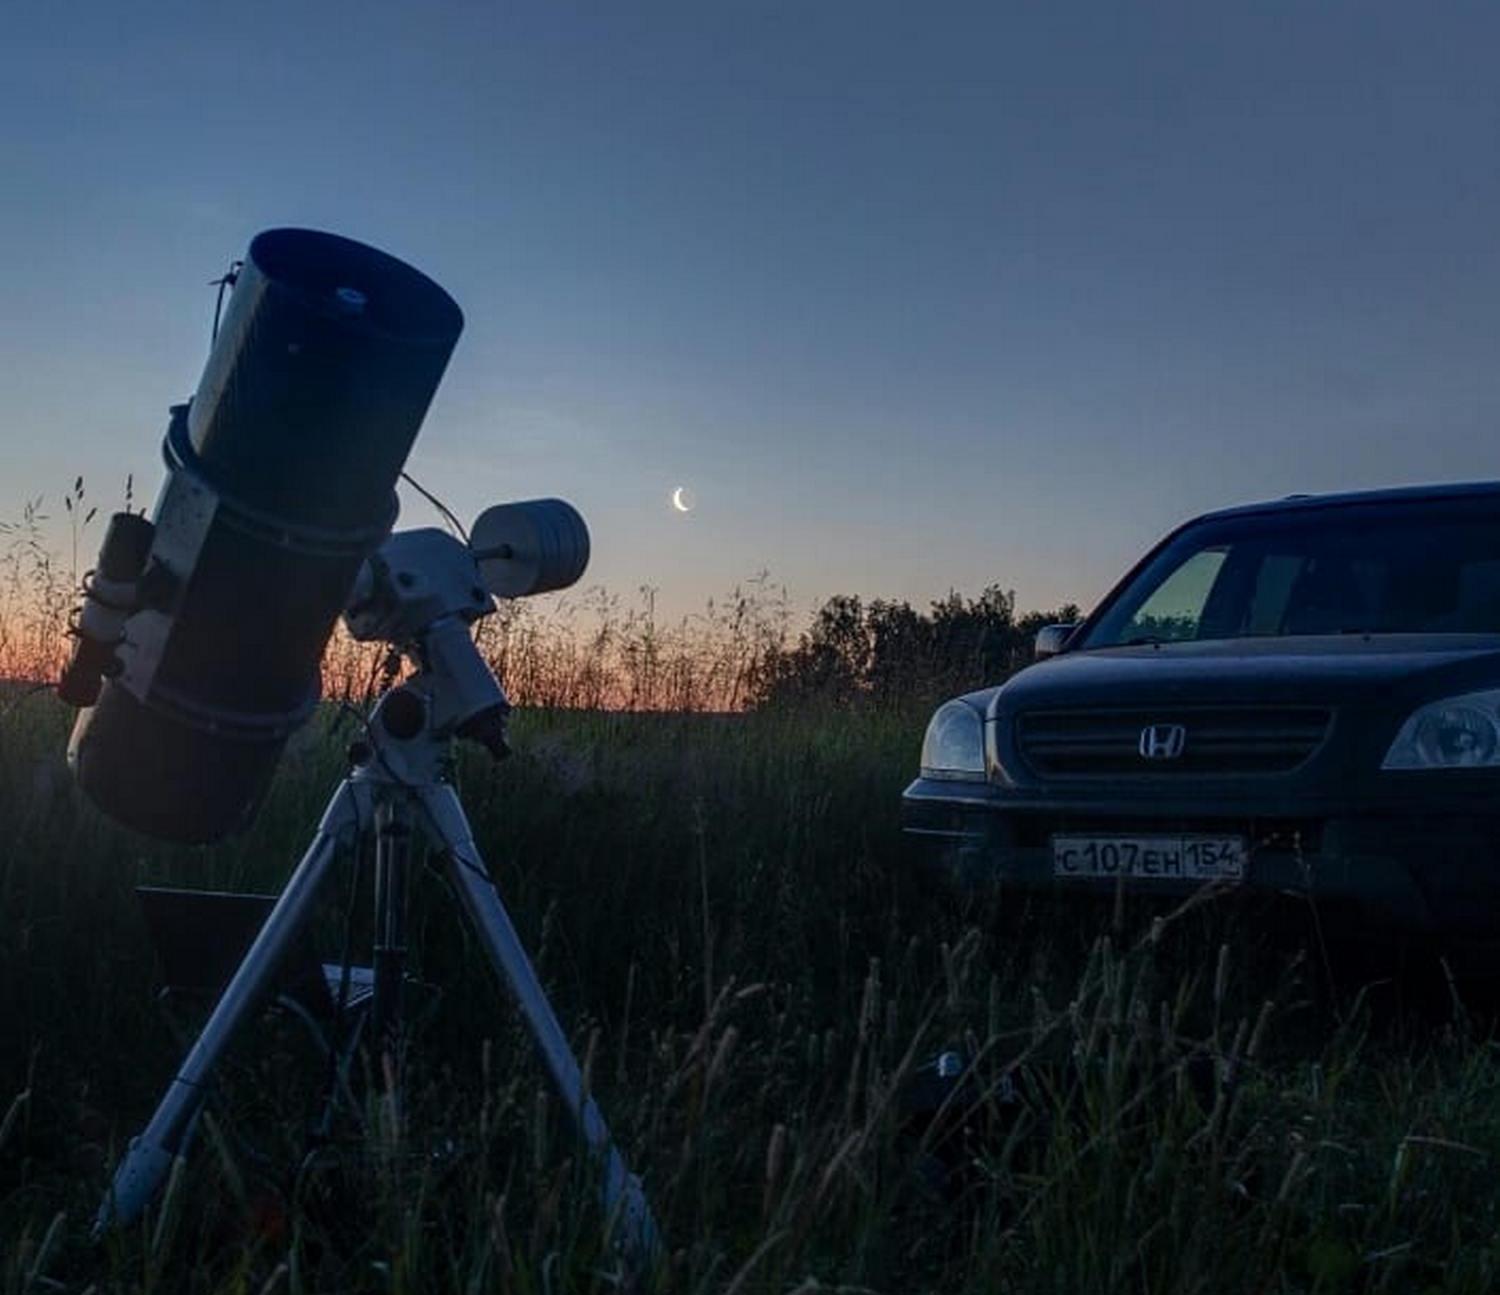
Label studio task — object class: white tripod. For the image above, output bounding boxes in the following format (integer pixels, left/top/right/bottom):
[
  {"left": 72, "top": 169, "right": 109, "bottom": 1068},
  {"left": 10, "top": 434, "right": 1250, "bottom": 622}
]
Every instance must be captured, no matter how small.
[{"left": 94, "top": 526, "right": 660, "bottom": 1275}]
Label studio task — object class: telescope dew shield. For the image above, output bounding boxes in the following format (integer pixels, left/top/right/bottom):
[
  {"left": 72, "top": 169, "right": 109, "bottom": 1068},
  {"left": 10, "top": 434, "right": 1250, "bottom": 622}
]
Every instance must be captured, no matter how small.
[{"left": 67, "top": 229, "right": 463, "bottom": 843}]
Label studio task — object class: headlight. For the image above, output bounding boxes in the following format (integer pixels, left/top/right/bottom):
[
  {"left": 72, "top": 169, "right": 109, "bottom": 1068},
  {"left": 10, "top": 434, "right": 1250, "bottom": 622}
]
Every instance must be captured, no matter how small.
[
  {"left": 1383, "top": 689, "right": 1500, "bottom": 770},
  {"left": 920, "top": 701, "right": 986, "bottom": 780}
]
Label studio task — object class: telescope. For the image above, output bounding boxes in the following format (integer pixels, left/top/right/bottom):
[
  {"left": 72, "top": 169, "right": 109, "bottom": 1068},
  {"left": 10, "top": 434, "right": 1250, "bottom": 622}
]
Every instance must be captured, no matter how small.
[
  {"left": 58, "top": 229, "right": 658, "bottom": 1274},
  {"left": 61, "top": 227, "right": 463, "bottom": 841}
]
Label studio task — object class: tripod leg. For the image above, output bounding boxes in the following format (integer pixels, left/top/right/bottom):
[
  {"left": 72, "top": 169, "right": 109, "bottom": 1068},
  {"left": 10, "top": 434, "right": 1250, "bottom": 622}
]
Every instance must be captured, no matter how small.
[
  {"left": 94, "top": 783, "right": 360, "bottom": 1237},
  {"left": 419, "top": 785, "right": 661, "bottom": 1273}
]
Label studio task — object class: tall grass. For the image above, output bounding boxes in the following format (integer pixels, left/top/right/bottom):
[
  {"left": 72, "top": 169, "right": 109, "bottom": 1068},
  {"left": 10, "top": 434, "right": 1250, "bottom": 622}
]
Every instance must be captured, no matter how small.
[
  {"left": 5, "top": 696, "right": 1500, "bottom": 1292},
  {"left": 2, "top": 482, "right": 799, "bottom": 711},
  {"left": 2, "top": 484, "right": 1054, "bottom": 712},
  {"left": 7, "top": 489, "right": 1500, "bottom": 1291},
  {"left": 321, "top": 576, "right": 796, "bottom": 715},
  {"left": 0, "top": 483, "right": 93, "bottom": 687}
]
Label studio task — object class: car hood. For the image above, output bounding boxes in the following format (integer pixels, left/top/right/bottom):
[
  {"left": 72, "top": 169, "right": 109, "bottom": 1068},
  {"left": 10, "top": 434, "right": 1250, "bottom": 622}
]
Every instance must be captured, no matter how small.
[{"left": 994, "top": 634, "right": 1500, "bottom": 715}]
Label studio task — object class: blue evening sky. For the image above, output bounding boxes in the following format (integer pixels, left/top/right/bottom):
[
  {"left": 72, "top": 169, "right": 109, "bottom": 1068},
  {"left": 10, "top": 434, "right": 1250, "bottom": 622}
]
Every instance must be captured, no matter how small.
[{"left": 2, "top": 2, "right": 1497, "bottom": 621}]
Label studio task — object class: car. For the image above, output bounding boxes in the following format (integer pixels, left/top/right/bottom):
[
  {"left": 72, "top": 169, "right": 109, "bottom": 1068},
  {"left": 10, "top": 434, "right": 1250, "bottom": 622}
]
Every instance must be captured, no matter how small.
[{"left": 902, "top": 481, "right": 1500, "bottom": 943}]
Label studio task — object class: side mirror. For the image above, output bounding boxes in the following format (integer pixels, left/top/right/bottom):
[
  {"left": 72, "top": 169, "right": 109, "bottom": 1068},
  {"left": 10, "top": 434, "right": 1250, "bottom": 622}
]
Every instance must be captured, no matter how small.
[{"left": 1033, "top": 623, "right": 1080, "bottom": 660}]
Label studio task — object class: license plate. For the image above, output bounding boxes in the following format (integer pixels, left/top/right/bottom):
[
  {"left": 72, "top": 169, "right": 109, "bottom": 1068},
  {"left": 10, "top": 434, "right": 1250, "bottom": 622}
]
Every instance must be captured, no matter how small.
[{"left": 1051, "top": 834, "right": 1246, "bottom": 882}]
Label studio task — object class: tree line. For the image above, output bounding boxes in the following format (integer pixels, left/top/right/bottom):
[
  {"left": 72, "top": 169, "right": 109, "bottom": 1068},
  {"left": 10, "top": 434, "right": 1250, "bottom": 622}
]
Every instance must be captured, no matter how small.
[{"left": 753, "top": 585, "right": 1081, "bottom": 709}]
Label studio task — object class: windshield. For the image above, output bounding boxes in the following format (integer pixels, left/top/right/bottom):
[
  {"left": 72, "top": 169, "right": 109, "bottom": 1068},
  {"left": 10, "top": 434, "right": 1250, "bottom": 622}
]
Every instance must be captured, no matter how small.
[{"left": 1083, "top": 499, "right": 1500, "bottom": 648}]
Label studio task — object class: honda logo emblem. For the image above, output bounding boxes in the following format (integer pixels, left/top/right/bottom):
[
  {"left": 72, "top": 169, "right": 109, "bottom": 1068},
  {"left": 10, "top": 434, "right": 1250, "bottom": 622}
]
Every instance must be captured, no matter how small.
[{"left": 1138, "top": 723, "right": 1187, "bottom": 760}]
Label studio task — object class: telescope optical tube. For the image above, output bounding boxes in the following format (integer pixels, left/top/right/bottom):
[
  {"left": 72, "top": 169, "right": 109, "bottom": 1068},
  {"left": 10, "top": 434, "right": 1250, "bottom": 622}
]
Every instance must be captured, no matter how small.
[{"left": 66, "top": 229, "right": 463, "bottom": 842}]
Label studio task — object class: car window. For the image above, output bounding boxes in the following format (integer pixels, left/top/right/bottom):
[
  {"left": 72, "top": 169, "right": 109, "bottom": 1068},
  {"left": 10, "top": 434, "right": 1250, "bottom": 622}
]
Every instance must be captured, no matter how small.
[
  {"left": 1083, "top": 500, "right": 1500, "bottom": 647},
  {"left": 1118, "top": 548, "right": 1226, "bottom": 642},
  {"left": 1245, "top": 553, "right": 1300, "bottom": 634}
]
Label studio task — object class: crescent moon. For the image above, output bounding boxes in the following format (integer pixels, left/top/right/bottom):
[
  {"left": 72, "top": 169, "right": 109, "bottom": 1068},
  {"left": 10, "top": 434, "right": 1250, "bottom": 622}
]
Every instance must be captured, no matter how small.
[{"left": 671, "top": 487, "right": 693, "bottom": 513}]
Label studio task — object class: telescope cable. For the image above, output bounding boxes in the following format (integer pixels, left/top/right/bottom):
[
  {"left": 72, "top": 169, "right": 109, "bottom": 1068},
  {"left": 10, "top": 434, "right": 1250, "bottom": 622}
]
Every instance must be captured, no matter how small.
[{"left": 399, "top": 471, "right": 469, "bottom": 544}]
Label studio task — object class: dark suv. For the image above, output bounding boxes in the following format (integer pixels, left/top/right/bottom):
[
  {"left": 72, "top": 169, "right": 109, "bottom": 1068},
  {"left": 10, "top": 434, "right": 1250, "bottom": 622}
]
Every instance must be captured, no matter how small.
[{"left": 902, "top": 482, "right": 1500, "bottom": 940}]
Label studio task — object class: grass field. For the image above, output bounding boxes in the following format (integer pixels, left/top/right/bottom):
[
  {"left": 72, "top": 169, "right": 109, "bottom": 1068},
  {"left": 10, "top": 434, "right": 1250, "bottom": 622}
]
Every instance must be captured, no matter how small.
[{"left": 6, "top": 694, "right": 1500, "bottom": 1293}]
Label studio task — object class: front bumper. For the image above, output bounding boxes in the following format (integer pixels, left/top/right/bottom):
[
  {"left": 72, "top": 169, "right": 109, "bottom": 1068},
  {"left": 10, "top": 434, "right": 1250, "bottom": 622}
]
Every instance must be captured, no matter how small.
[{"left": 901, "top": 777, "right": 1500, "bottom": 938}]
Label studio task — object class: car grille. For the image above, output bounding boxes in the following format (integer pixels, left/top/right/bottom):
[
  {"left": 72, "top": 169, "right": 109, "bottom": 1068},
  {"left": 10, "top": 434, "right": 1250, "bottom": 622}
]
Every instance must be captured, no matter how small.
[{"left": 1016, "top": 706, "right": 1332, "bottom": 777}]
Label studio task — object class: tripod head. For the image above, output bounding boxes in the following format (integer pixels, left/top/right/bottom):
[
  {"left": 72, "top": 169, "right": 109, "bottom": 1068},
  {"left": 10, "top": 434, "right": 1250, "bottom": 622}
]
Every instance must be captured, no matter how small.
[
  {"left": 345, "top": 526, "right": 511, "bottom": 760},
  {"left": 342, "top": 497, "right": 590, "bottom": 764}
]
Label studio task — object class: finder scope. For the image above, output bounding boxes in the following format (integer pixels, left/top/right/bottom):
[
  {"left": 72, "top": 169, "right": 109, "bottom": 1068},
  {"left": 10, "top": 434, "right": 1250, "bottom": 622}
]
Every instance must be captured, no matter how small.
[{"left": 63, "top": 229, "right": 464, "bottom": 842}]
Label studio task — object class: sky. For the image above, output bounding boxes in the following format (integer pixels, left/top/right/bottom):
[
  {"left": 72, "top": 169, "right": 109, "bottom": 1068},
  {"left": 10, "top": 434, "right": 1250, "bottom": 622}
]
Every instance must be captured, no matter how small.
[{"left": 2, "top": 1, "right": 1498, "bottom": 624}]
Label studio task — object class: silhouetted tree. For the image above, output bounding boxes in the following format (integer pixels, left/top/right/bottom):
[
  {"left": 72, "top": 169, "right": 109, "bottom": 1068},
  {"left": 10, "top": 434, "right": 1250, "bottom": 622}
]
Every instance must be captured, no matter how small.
[{"left": 754, "top": 586, "right": 1081, "bottom": 709}]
